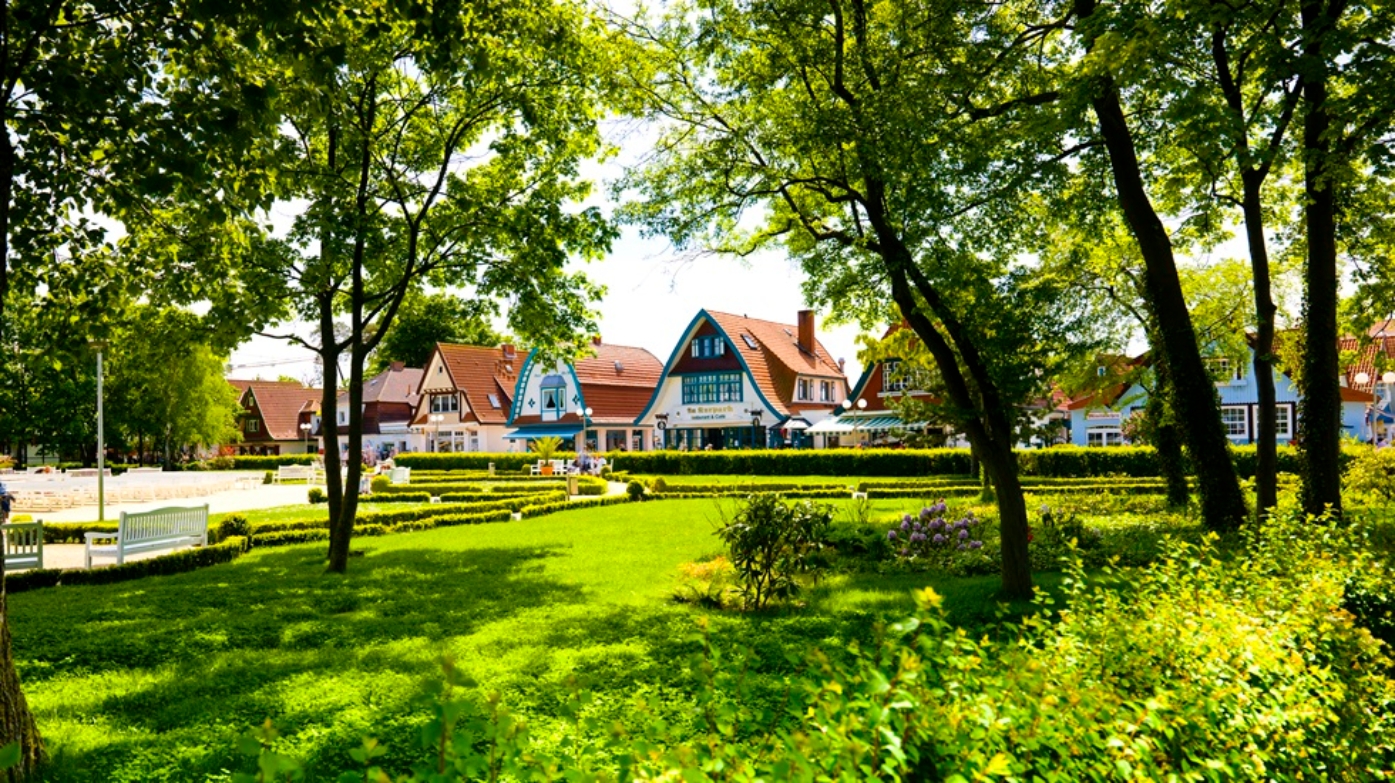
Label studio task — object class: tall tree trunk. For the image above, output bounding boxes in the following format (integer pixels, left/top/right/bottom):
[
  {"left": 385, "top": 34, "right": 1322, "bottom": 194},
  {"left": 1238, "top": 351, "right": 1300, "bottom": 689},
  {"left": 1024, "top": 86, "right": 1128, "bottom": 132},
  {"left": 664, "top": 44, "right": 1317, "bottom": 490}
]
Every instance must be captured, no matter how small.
[
  {"left": 1298, "top": 0, "right": 1343, "bottom": 518},
  {"left": 1075, "top": 0, "right": 1247, "bottom": 529},
  {"left": 0, "top": 560, "right": 46, "bottom": 779},
  {"left": 319, "top": 295, "right": 346, "bottom": 568},
  {"left": 1145, "top": 364, "right": 1191, "bottom": 508},
  {"left": 1240, "top": 174, "right": 1281, "bottom": 516}
]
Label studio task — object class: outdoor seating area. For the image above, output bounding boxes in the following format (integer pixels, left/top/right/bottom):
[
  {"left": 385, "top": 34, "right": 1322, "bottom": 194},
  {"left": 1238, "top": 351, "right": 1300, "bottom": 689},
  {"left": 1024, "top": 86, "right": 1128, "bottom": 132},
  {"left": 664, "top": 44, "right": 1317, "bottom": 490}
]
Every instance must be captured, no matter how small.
[
  {"left": 4, "top": 471, "right": 260, "bottom": 513},
  {"left": 84, "top": 505, "right": 210, "bottom": 568}
]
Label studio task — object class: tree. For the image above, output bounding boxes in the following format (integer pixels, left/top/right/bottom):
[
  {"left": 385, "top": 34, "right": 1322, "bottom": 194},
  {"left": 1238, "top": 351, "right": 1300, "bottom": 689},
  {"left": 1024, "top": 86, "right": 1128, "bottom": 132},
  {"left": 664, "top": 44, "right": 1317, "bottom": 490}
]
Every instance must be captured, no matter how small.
[
  {"left": 366, "top": 291, "right": 507, "bottom": 374},
  {"left": 245, "top": 0, "right": 614, "bottom": 573},
  {"left": 618, "top": 0, "right": 1111, "bottom": 599}
]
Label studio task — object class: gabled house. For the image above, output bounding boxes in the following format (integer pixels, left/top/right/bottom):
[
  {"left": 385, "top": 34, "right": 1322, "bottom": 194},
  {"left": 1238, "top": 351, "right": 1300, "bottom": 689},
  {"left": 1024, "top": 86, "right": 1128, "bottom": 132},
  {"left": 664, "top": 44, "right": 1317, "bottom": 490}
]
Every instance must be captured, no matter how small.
[
  {"left": 507, "top": 338, "right": 663, "bottom": 452},
  {"left": 409, "top": 343, "right": 520, "bottom": 453},
  {"left": 228, "top": 379, "right": 322, "bottom": 455},
  {"left": 1065, "top": 343, "right": 1374, "bottom": 446},
  {"left": 1340, "top": 324, "right": 1395, "bottom": 442},
  {"left": 636, "top": 309, "right": 848, "bottom": 449},
  {"left": 319, "top": 362, "right": 425, "bottom": 459}
]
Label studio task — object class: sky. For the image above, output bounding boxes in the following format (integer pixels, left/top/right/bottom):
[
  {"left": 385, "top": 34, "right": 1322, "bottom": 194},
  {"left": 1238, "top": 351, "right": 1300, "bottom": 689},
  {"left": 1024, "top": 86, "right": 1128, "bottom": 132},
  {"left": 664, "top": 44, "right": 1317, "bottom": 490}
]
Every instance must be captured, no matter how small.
[{"left": 226, "top": 119, "right": 873, "bottom": 389}]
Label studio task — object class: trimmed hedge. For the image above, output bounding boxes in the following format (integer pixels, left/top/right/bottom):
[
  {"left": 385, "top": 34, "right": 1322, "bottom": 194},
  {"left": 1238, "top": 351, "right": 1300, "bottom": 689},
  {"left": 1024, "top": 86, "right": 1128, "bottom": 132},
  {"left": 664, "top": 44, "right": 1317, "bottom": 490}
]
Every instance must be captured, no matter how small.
[
  {"left": 8, "top": 536, "right": 248, "bottom": 594},
  {"left": 396, "top": 445, "right": 1354, "bottom": 478},
  {"left": 231, "top": 455, "right": 316, "bottom": 469},
  {"left": 395, "top": 453, "right": 579, "bottom": 471}
]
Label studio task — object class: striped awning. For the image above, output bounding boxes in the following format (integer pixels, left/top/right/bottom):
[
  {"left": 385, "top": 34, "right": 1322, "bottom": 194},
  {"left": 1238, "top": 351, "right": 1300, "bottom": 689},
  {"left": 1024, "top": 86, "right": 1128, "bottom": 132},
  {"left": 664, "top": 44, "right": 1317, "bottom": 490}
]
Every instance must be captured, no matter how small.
[
  {"left": 806, "top": 415, "right": 907, "bottom": 434},
  {"left": 504, "top": 424, "right": 582, "bottom": 440}
]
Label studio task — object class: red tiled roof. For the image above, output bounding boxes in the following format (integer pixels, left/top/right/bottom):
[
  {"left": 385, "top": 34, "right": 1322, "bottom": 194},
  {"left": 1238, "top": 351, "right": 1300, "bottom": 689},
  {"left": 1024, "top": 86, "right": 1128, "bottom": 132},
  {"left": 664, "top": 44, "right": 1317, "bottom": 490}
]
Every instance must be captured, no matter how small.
[
  {"left": 233, "top": 380, "right": 322, "bottom": 441},
  {"left": 1341, "top": 335, "right": 1395, "bottom": 394},
  {"left": 355, "top": 365, "right": 424, "bottom": 405},
  {"left": 574, "top": 344, "right": 663, "bottom": 388},
  {"left": 706, "top": 311, "right": 847, "bottom": 416},
  {"left": 425, "top": 343, "right": 517, "bottom": 425}
]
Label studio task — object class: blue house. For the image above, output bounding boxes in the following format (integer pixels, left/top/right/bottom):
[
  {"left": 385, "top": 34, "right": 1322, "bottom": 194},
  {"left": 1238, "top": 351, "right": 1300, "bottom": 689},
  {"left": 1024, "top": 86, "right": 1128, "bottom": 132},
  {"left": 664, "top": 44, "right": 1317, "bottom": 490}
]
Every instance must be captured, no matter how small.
[{"left": 1066, "top": 347, "right": 1373, "bottom": 446}]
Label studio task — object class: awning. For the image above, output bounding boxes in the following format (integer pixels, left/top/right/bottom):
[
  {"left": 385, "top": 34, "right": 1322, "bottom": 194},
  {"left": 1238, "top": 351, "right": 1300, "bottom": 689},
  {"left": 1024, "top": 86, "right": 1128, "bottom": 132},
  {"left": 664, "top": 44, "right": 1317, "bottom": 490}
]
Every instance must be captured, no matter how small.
[
  {"left": 782, "top": 419, "right": 810, "bottom": 431},
  {"left": 504, "top": 424, "right": 583, "bottom": 440},
  {"left": 806, "top": 415, "right": 908, "bottom": 434}
]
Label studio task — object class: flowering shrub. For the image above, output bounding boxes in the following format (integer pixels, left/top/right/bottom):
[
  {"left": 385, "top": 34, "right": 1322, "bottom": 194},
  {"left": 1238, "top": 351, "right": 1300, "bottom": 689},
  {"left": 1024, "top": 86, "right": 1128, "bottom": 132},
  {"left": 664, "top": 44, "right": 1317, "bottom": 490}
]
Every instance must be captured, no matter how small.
[
  {"left": 715, "top": 493, "right": 832, "bottom": 609},
  {"left": 886, "top": 500, "right": 985, "bottom": 561}
]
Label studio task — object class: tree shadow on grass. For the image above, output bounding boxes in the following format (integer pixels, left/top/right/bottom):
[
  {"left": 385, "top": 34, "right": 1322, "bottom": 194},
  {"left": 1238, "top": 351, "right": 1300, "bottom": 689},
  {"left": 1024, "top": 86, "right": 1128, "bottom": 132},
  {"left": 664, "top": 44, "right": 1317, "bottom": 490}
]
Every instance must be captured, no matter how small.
[{"left": 14, "top": 543, "right": 581, "bottom": 782}]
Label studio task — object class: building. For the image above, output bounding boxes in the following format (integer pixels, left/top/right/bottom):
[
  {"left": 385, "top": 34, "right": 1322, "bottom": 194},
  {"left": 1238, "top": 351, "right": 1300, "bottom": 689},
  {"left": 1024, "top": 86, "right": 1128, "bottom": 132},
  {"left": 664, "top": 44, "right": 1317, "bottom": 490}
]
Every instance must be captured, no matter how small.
[
  {"left": 408, "top": 343, "right": 521, "bottom": 453},
  {"left": 228, "top": 379, "right": 322, "bottom": 455},
  {"left": 636, "top": 309, "right": 848, "bottom": 449},
  {"left": 320, "top": 362, "right": 426, "bottom": 459},
  {"left": 1065, "top": 345, "right": 1373, "bottom": 446},
  {"left": 1341, "top": 323, "right": 1395, "bottom": 442},
  {"left": 808, "top": 323, "right": 951, "bottom": 447},
  {"left": 506, "top": 338, "right": 663, "bottom": 452}
]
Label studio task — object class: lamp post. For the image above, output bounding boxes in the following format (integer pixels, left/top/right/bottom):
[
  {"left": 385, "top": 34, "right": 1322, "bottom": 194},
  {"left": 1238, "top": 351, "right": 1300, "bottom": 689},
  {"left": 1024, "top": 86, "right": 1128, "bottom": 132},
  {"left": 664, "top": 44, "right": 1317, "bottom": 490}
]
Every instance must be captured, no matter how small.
[
  {"left": 582, "top": 406, "right": 594, "bottom": 453},
  {"left": 300, "top": 422, "right": 311, "bottom": 454},
  {"left": 428, "top": 413, "right": 444, "bottom": 451},
  {"left": 841, "top": 397, "right": 867, "bottom": 447},
  {"left": 1357, "top": 372, "right": 1374, "bottom": 443},
  {"left": 90, "top": 340, "right": 107, "bottom": 524}
]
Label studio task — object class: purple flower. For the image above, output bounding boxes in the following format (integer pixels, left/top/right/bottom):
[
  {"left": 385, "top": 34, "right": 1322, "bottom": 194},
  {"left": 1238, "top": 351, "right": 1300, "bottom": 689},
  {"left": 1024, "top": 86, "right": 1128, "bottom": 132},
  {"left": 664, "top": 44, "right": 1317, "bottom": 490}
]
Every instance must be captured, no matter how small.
[
  {"left": 929, "top": 518, "right": 944, "bottom": 530},
  {"left": 903, "top": 513, "right": 913, "bottom": 524},
  {"left": 910, "top": 532, "right": 926, "bottom": 543},
  {"left": 887, "top": 530, "right": 898, "bottom": 541},
  {"left": 969, "top": 540, "right": 983, "bottom": 550},
  {"left": 932, "top": 533, "right": 946, "bottom": 544},
  {"left": 900, "top": 548, "right": 909, "bottom": 557},
  {"left": 920, "top": 507, "right": 933, "bottom": 520},
  {"left": 958, "top": 528, "right": 969, "bottom": 540},
  {"left": 900, "top": 519, "right": 911, "bottom": 531},
  {"left": 957, "top": 543, "right": 966, "bottom": 550}
]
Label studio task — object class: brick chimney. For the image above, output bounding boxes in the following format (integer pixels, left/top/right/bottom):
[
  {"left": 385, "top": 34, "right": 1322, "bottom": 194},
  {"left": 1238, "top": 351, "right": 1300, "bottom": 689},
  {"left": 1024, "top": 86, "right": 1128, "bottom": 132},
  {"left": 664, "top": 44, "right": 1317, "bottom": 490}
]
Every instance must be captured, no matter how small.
[
  {"left": 797, "top": 310, "right": 815, "bottom": 355},
  {"left": 592, "top": 335, "right": 603, "bottom": 347},
  {"left": 501, "top": 344, "right": 516, "bottom": 361},
  {"left": 390, "top": 361, "right": 405, "bottom": 372}
]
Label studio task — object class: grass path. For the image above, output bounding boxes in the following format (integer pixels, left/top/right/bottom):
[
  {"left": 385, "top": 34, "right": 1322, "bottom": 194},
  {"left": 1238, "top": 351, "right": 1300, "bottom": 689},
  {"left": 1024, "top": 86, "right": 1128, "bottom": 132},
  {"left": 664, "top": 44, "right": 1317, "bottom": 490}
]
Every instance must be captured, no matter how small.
[{"left": 14, "top": 498, "right": 1042, "bottom": 782}]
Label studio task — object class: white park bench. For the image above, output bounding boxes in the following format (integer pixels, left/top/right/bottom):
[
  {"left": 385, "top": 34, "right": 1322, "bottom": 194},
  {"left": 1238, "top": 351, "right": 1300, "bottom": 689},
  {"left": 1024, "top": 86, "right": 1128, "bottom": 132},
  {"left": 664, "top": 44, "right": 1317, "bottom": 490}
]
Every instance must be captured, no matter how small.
[
  {"left": 1, "top": 522, "right": 43, "bottom": 571},
  {"left": 275, "top": 465, "right": 318, "bottom": 484},
  {"left": 85, "top": 504, "right": 209, "bottom": 568},
  {"left": 388, "top": 466, "right": 411, "bottom": 485}
]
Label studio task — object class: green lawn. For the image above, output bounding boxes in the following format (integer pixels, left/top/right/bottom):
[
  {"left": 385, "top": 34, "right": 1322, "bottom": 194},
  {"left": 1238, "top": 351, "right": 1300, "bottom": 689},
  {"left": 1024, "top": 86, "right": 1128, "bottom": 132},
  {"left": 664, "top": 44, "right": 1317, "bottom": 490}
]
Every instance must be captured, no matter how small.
[{"left": 15, "top": 498, "right": 1050, "bottom": 782}]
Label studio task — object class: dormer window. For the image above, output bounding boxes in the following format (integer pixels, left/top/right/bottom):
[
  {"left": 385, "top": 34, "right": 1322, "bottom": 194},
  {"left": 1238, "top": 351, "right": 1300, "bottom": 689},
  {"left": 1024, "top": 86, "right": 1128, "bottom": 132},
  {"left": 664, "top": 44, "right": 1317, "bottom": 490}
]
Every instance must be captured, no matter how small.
[
  {"left": 883, "top": 360, "right": 907, "bottom": 393},
  {"left": 541, "top": 374, "right": 567, "bottom": 420},
  {"left": 690, "top": 335, "right": 726, "bottom": 358},
  {"left": 796, "top": 378, "right": 813, "bottom": 401}
]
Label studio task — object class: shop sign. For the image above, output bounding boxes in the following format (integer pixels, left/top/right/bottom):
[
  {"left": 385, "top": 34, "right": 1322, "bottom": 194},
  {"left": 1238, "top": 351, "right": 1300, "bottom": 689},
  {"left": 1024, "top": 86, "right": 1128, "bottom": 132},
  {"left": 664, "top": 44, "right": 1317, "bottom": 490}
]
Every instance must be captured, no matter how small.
[
  {"left": 1086, "top": 411, "right": 1119, "bottom": 420},
  {"left": 684, "top": 405, "right": 736, "bottom": 422}
]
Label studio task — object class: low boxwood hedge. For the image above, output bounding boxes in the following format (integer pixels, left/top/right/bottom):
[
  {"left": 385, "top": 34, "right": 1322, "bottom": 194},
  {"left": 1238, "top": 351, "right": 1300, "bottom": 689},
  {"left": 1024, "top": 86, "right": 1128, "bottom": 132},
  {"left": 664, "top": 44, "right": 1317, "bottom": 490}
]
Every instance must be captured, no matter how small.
[{"left": 8, "top": 536, "right": 248, "bottom": 594}]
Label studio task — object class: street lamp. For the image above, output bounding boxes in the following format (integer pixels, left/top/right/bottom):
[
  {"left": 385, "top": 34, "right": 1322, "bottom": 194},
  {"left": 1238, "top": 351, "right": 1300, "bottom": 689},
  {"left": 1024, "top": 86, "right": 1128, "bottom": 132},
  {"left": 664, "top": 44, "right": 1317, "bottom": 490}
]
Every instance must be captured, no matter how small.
[
  {"left": 300, "top": 422, "right": 312, "bottom": 453},
  {"left": 1357, "top": 372, "right": 1374, "bottom": 443},
  {"left": 841, "top": 397, "right": 867, "bottom": 447},
  {"left": 428, "top": 413, "right": 444, "bottom": 451},
  {"left": 90, "top": 340, "right": 107, "bottom": 524},
  {"left": 582, "top": 407, "right": 594, "bottom": 453}
]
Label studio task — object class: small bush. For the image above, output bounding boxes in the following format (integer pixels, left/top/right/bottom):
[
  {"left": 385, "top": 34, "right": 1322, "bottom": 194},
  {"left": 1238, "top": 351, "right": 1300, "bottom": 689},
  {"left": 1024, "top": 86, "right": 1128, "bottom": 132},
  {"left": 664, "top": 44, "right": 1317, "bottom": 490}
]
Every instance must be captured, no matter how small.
[
  {"left": 649, "top": 477, "right": 668, "bottom": 493},
  {"left": 886, "top": 501, "right": 987, "bottom": 565},
  {"left": 626, "top": 480, "right": 646, "bottom": 502},
  {"left": 370, "top": 474, "right": 391, "bottom": 493},
  {"left": 308, "top": 487, "right": 327, "bottom": 504},
  {"left": 262, "top": 470, "right": 274, "bottom": 485},
  {"left": 715, "top": 494, "right": 832, "bottom": 610}
]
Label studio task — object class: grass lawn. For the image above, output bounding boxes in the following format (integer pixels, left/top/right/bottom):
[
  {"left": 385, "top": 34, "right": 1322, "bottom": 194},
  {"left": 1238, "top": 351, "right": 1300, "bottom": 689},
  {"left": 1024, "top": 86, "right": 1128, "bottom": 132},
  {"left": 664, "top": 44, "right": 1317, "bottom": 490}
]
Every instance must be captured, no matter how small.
[{"left": 13, "top": 498, "right": 1052, "bottom": 782}]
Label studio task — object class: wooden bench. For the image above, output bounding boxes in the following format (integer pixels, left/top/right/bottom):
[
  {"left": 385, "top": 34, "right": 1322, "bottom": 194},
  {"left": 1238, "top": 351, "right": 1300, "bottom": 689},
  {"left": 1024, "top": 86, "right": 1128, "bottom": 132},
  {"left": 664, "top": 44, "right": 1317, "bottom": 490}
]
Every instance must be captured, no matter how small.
[
  {"left": 1, "top": 522, "right": 42, "bottom": 571},
  {"left": 275, "top": 465, "right": 318, "bottom": 484},
  {"left": 85, "top": 504, "right": 209, "bottom": 568}
]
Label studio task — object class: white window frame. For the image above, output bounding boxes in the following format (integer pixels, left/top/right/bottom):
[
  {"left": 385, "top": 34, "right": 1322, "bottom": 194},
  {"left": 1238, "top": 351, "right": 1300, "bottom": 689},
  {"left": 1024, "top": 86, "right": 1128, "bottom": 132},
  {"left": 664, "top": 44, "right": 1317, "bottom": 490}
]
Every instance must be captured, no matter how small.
[
  {"left": 883, "top": 360, "right": 906, "bottom": 393},
  {"left": 796, "top": 378, "right": 812, "bottom": 401},
  {"left": 246, "top": 418, "right": 260, "bottom": 433},
  {"left": 1273, "top": 405, "right": 1292, "bottom": 438},
  {"left": 1086, "top": 427, "right": 1122, "bottom": 447},
  {"left": 541, "top": 386, "right": 567, "bottom": 419},
  {"left": 1220, "top": 405, "right": 1248, "bottom": 439},
  {"left": 819, "top": 380, "right": 832, "bottom": 402},
  {"left": 430, "top": 394, "right": 459, "bottom": 414}
]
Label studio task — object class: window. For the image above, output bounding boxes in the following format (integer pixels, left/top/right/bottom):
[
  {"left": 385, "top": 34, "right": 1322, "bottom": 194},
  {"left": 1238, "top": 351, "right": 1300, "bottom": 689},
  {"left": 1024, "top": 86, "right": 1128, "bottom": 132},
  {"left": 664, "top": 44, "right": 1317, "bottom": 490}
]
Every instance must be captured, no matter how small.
[
  {"left": 246, "top": 418, "right": 260, "bottom": 433},
  {"left": 1274, "top": 405, "right": 1292, "bottom": 438},
  {"left": 541, "top": 387, "right": 566, "bottom": 416},
  {"left": 796, "top": 378, "right": 812, "bottom": 401},
  {"left": 1086, "top": 427, "right": 1122, "bottom": 447},
  {"left": 1220, "top": 405, "right": 1248, "bottom": 438},
  {"left": 819, "top": 380, "right": 833, "bottom": 402},
  {"left": 430, "top": 394, "right": 459, "bottom": 414},
  {"left": 682, "top": 372, "right": 743, "bottom": 404},
  {"left": 1207, "top": 357, "right": 1244, "bottom": 383},
  {"left": 487, "top": 393, "right": 501, "bottom": 409},
  {"left": 883, "top": 360, "right": 907, "bottom": 393},
  {"left": 741, "top": 334, "right": 759, "bottom": 350},
  {"left": 338, "top": 411, "right": 346, "bottom": 424},
  {"left": 1096, "top": 366, "right": 1107, "bottom": 377},
  {"left": 690, "top": 335, "right": 726, "bottom": 358}
]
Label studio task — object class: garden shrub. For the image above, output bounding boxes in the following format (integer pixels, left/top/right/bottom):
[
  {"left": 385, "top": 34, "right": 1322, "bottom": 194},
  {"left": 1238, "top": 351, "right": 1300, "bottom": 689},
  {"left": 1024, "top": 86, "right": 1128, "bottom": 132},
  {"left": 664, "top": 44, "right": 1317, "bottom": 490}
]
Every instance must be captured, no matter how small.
[
  {"left": 8, "top": 537, "right": 248, "bottom": 594},
  {"left": 626, "top": 480, "right": 646, "bottom": 501},
  {"left": 671, "top": 555, "right": 738, "bottom": 609},
  {"left": 714, "top": 494, "right": 832, "bottom": 610},
  {"left": 262, "top": 470, "right": 274, "bottom": 485},
  {"left": 369, "top": 492, "right": 432, "bottom": 504},
  {"left": 1343, "top": 446, "right": 1395, "bottom": 505},
  {"left": 230, "top": 455, "right": 315, "bottom": 470},
  {"left": 308, "top": 487, "right": 327, "bottom": 504},
  {"left": 370, "top": 474, "right": 391, "bottom": 493}
]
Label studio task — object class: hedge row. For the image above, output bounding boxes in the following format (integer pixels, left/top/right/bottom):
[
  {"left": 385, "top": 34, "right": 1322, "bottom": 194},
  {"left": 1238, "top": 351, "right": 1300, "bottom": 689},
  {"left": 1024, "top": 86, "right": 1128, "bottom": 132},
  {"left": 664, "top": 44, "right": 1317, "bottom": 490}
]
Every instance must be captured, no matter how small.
[
  {"left": 230, "top": 455, "right": 317, "bottom": 469},
  {"left": 8, "top": 536, "right": 248, "bottom": 594},
  {"left": 378, "top": 482, "right": 564, "bottom": 496},
  {"left": 394, "top": 445, "right": 1357, "bottom": 478}
]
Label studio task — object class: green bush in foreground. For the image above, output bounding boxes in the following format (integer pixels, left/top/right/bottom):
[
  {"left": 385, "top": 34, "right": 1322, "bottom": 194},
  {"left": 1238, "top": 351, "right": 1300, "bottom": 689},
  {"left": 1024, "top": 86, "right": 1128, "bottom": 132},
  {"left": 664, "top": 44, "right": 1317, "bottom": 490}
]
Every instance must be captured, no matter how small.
[{"left": 233, "top": 508, "right": 1395, "bottom": 781}]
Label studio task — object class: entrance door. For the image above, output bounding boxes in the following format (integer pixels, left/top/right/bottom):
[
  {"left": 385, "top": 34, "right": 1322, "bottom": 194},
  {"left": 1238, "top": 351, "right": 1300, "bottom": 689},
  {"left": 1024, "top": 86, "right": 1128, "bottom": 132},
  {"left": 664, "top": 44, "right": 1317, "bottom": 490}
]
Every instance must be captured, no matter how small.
[{"left": 704, "top": 427, "right": 725, "bottom": 450}]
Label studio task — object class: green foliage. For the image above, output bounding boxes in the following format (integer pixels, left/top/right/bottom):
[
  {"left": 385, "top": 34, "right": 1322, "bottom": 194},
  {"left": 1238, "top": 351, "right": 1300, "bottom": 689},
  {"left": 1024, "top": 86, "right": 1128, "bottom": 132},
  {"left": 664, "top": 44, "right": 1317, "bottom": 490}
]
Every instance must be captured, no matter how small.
[
  {"left": 307, "top": 488, "right": 327, "bottom": 505},
  {"left": 369, "top": 474, "right": 391, "bottom": 493},
  {"left": 1343, "top": 446, "right": 1395, "bottom": 505},
  {"left": 8, "top": 537, "right": 247, "bottom": 594},
  {"left": 367, "top": 291, "right": 507, "bottom": 374},
  {"left": 626, "top": 480, "right": 647, "bottom": 502},
  {"left": 714, "top": 494, "right": 832, "bottom": 610},
  {"left": 230, "top": 455, "right": 316, "bottom": 470},
  {"left": 528, "top": 436, "right": 564, "bottom": 463}
]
